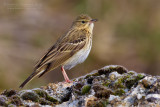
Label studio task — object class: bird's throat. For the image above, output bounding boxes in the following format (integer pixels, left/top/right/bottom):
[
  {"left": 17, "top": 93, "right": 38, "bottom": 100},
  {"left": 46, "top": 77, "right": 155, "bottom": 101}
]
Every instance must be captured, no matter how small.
[{"left": 89, "top": 23, "right": 94, "bottom": 33}]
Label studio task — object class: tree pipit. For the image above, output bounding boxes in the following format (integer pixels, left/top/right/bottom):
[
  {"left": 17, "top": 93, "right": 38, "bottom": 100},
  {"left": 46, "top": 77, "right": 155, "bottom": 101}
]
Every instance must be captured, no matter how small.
[{"left": 19, "top": 14, "right": 97, "bottom": 88}]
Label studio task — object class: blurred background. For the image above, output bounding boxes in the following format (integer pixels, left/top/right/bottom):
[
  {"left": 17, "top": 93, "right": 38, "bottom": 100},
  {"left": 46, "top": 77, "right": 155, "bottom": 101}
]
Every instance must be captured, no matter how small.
[{"left": 0, "top": 0, "right": 160, "bottom": 90}]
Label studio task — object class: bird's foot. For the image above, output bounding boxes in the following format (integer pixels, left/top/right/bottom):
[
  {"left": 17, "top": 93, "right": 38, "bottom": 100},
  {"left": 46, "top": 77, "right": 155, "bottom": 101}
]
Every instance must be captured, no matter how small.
[{"left": 65, "top": 79, "right": 72, "bottom": 83}]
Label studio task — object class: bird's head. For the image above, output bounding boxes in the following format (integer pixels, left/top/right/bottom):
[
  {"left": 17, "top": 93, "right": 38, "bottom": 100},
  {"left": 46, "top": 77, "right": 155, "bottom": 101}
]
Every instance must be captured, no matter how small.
[{"left": 71, "top": 14, "right": 97, "bottom": 32}]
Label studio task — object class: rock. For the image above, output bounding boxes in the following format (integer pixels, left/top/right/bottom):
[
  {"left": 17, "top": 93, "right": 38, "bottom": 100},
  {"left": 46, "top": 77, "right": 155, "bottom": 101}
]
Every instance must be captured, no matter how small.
[
  {"left": 0, "top": 65, "right": 160, "bottom": 106},
  {"left": 0, "top": 95, "right": 7, "bottom": 106}
]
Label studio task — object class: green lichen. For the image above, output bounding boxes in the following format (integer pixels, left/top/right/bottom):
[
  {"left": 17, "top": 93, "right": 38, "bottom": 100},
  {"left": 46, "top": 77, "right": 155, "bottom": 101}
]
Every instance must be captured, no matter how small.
[
  {"left": 102, "top": 100, "right": 109, "bottom": 106},
  {"left": 126, "top": 79, "right": 135, "bottom": 89},
  {"left": 103, "top": 72, "right": 144, "bottom": 91},
  {"left": 46, "top": 95, "right": 58, "bottom": 104},
  {"left": 114, "top": 78, "right": 125, "bottom": 89},
  {"left": 39, "top": 98, "right": 53, "bottom": 105},
  {"left": 125, "top": 74, "right": 145, "bottom": 89},
  {"left": 122, "top": 75, "right": 131, "bottom": 82},
  {"left": 81, "top": 85, "right": 91, "bottom": 95},
  {"left": 137, "top": 74, "right": 145, "bottom": 80},
  {"left": 103, "top": 80, "right": 111, "bottom": 87},
  {"left": 33, "top": 89, "right": 48, "bottom": 98},
  {"left": 114, "top": 89, "right": 125, "bottom": 96},
  {"left": 110, "top": 73, "right": 145, "bottom": 90},
  {"left": 128, "top": 71, "right": 135, "bottom": 75},
  {"left": 33, "top": 89, "right": 58, "bottom": 104},
  {"left": 21, "top": 92, "right": 39, "bottom": 102}
]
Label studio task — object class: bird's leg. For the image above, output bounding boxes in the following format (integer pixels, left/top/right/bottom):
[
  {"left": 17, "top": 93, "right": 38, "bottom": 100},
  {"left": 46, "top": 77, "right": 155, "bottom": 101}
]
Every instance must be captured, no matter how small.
[{"left": 61, "top": 66, "right": 72, "bottom": 83}]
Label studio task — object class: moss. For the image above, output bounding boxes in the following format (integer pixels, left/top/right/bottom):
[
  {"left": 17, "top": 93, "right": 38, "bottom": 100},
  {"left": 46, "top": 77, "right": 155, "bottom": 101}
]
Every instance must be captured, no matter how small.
[
  {"left": 10, "top": 95, "right": 22, "bottom": 106},
  {"left": 98, "top": 66, "right": 127, "bottom": 76},
  {"left": 1, "top": 90, "right": 17, "bottom": 97},
  {"left": 33, "top": 89, "right": 58, "bottom": 104},
  {"left": 128, "top": 71, "right": 135, "bottom": 75},
  {"left": 33, "top": 89, "right": 47, "bottom": 98},
  {"left": 114, "top": 89, "right": 125, "bottom": 96},
  {"left": 46, "top": 95, "right": 58, "bottom": 104},
  {"left": 81, "top": 85, "right": 91, "bottom": 95},
  {"left": 102, "top": 100, "right": 109, "bottom": 106},
  {"left": 103, "top": 72, "right": 144, "bottom": 90},
  {"left": 21, "top": 92, "right": 39, "bottom": 102},
  {"left": 39, "top": 98, "right": 52, "bottom": 105},
  {"left": 137, "top": 74, "right": 145, "bottom": 80},
  {"left": 125, "top": 78, "right": 136, "bottom": 89},
  {"left": 114, "top": 78, "right": 125, "bottom": 89},
  {"left": 85, "top": 74, "right": 92, "bottom": 79},
  {"left": 103, "top": 80, "right": 111, "bottom": 87},
  {"left": 110, "top": 73, "right": 145, "bottom": 90},
  {"left": 122, "top": 75, "right": 131, "bottom": 82},
  {"left": 125, "top": 74, "right": 145, "bottom": 89},
  {"left": 78, "top": 78, "right": 83, "bottom": 81},
  {"left": 87, "top": 99, "right": 108, "bottom": 107},
  {"left": 93, "top": 85, "right": 113, "bottom": 99},
  {"left": 84, "top": 72, "right": 99, "bottom": 81}
]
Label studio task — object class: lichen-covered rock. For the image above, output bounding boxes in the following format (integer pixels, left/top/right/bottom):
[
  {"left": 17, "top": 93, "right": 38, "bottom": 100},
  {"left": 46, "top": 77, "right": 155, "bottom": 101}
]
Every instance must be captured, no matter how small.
[
  {"left": 0, "top": 95, "right": 7, "bottom": 106},
  {"left": 0, "top": 65, "right": 160, "bottom": 106}
]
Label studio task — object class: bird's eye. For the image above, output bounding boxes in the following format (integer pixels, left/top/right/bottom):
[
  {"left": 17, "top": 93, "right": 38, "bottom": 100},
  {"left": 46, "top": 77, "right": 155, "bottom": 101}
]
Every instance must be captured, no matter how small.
[{"left": 81, "top": 21, "right": 85, "bottom": 23}]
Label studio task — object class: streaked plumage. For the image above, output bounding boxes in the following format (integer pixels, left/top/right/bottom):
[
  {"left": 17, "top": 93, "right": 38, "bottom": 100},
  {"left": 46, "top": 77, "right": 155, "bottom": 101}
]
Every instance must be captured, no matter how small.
[{"left": 19, "top": 14, "right": 97, "bottom": 88}]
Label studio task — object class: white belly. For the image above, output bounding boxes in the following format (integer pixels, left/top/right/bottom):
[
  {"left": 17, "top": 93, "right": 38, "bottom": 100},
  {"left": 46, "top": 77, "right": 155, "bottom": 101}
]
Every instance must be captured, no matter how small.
[{"left": 63, "top": 40, "right": 92, "bottom": 70}]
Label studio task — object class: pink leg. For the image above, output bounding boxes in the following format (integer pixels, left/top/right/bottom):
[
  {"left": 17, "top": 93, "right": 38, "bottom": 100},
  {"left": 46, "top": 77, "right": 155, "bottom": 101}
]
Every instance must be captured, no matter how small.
[{"left": 61, "top": 66, "right": 71, "bottom": 83}]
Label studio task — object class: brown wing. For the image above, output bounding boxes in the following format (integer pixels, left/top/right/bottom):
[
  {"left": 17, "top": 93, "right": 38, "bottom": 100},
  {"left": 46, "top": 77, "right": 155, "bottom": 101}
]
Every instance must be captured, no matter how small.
[{"left": 35, "top": 29, "right": 87, "bottom": 71}]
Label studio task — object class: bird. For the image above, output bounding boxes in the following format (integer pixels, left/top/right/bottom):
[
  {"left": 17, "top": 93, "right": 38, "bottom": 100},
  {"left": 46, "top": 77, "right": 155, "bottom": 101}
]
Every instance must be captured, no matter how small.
[{"left": 19, "top": 14, "right": 97, "bottom": 88}]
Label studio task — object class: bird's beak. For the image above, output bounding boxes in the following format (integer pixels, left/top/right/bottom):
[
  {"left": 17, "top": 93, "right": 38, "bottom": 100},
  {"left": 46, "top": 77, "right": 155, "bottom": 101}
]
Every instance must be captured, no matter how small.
[{"left": 90, "top": 19, "right": 98, "bottom": 23}]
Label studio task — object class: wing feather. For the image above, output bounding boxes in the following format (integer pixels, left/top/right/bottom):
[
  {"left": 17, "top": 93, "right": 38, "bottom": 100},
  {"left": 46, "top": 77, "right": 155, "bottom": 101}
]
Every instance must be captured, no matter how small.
[{"left": 35, "top": 29, "right": 88, "bottom": 71}]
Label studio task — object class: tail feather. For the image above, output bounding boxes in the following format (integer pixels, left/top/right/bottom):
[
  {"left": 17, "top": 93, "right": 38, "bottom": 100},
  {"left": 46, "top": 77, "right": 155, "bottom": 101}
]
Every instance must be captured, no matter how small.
[
  {"left": 19, "top": 64, "right": 51, "bottom": 88},
  {"left": 19, "top": 71, "right": 40, "bottom": 88},
  {"left": 19, "top": 68, "right": 47, "bottom": 88},
  {"left": 38, "top": 63, "right": 51, "bottom": 78}
]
